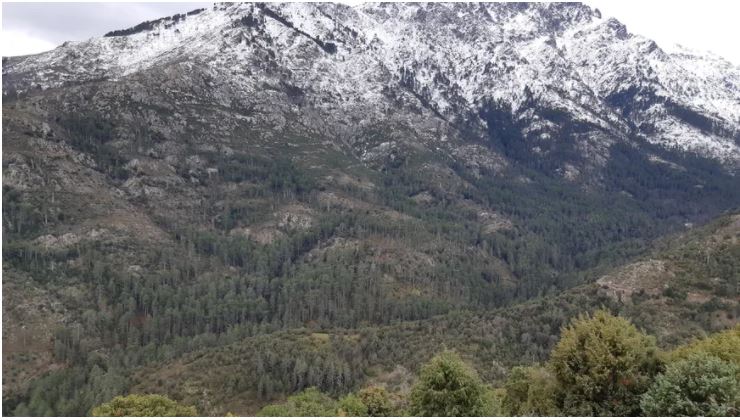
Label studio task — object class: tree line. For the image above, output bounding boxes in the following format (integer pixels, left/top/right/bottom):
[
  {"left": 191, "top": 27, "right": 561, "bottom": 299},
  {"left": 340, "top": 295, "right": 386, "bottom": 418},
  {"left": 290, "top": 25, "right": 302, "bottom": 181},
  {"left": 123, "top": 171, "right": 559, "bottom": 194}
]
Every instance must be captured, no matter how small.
[{"left": 88, "top": 312, "right": 740, "bottom": 416}]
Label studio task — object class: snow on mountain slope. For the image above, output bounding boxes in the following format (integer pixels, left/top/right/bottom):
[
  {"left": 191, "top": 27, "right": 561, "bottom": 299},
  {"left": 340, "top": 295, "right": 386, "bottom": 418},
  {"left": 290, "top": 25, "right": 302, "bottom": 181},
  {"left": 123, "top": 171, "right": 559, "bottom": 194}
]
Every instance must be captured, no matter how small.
[
  {"left": 661, "top": 45, "right": 740, "bottom": 124},
  {"left": 559, "top": 15, "right": 740, "bottom": 159},
  {"left": 3, "top": 2, "right": 739, "bottom": 165}
]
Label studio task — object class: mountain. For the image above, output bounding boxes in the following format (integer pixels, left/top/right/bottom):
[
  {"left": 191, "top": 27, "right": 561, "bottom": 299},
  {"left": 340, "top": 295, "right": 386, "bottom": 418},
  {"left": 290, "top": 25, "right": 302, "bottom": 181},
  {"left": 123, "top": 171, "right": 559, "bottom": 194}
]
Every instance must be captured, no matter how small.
[
  {"left": 2, "top": 2, "right": 739, "bottom": 416},
  {"left": 4, "top": 3, "right": 740, "bottom": 167}
]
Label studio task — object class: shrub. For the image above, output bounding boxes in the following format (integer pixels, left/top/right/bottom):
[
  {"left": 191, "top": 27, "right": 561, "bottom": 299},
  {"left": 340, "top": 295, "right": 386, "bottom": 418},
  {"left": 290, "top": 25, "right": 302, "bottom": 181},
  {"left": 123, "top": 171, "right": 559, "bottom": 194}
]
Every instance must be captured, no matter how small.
[
  {"left": 337, "top": 393, "right": 368, "bottom": 416},
  {"left": 357, "top": 386, "right": 393, "bottom": 416},
  {"left": 90, "top": 394, "right": 197, "bottom": 416},
  {"left": 502, "top": 365, "right": 559, "bottom": 416},
  {"left": 549, "top": 310, "right": 661, "bottom": 416},
  {"left": 641, "top": 353, "right": 739, "bottom": 416},
  {"left": 409, "top": 350, "right": 489, "bottom": 416},
  {"left": 669, "top": 325, "right": 740, "bottom": 365},
  {"left": 257, "top": 387, "right": 337, "bottom": 416}
]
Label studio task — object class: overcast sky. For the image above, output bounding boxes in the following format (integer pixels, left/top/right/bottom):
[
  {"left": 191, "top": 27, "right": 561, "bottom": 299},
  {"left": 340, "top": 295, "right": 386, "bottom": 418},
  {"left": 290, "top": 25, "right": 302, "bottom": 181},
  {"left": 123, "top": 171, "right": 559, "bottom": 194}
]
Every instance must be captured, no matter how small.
[{"left": 2, "top": 1, "right": 739, "bottom": 64}]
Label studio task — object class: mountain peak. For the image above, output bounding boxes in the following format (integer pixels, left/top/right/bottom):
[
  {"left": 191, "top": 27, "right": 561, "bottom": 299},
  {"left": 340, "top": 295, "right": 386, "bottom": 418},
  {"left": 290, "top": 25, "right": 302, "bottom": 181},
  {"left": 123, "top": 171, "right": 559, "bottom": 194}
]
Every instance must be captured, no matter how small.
[{"left": 3, "top": 2, "right": 739, "bottom": 165}]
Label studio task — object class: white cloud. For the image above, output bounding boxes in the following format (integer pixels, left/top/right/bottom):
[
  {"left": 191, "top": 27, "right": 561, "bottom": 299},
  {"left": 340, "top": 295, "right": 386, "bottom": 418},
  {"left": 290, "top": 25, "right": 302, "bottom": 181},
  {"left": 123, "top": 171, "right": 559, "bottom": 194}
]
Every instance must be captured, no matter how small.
[
  {"left": 1, "top": 2, "right": 211, "bottom": 57},
  {"left": 1, "top": 29, "right": 56, "bottom": 57}
]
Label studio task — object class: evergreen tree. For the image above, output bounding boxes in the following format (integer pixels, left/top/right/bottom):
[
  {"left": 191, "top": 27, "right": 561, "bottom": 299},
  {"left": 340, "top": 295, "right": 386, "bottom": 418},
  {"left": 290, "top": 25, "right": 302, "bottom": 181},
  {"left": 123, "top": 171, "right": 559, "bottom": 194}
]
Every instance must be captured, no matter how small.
[
  {"left": 409, "top": 350, "right": 489, "bottom": 416},
  {"left": 502, "top": 365, "right": 559, "bottom": 416},
  {"left": 549, "top": 310, "right": 661, "bottom": 416}
]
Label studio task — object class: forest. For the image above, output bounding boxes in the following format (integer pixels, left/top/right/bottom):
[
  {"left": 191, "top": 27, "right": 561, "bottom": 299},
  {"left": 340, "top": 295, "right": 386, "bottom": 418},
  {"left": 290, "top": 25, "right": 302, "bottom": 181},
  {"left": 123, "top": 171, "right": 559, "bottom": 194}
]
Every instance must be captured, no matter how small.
[
  {"left": 78, "top": 313, "right": 740, "bottom": 416},
  {"left": 3, "top": 80, "right": 739, "bottom": 416}
]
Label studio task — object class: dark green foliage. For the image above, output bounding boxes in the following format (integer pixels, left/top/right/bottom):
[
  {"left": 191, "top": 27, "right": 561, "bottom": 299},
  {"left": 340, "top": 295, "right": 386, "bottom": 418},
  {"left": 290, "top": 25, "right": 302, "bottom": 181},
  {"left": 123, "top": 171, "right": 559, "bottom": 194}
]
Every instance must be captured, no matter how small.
[
  {"left": 57, "top": 114, "right": 129, "bottom": 179},
  {"left": 604, "top": 142, "right": 740, "bottom": 222},
  {"left": 10, "top": 358, "right": 128, "bottom": 417},
  {"left": 502, "top": 365, "right": 559, "bottom": 416},
  {"left": 641, "top": 353, "right": 739, "bottom": 416},
  {"left": 115, "top": 288, "right": 614, "bottom": 414},
  {"left": 477, "top": 99, "right": 524, "bottom": 158},
  {"left": 257, "top": 388, "right": 338, "bottom": 417},
  {"left": 208, "top": 152, "right": 315, "bottom": 196},
  {"left": 337, "top": 393, "right": 368, "bottom": 416},
  {"left": 2, "top": 186, "right": 44, "bottom": 238},
  {"left": 130, "top": 331, "right": 363, "bottom": 412},
  {"left": 409, "top": 351, "right": 490, "bottom": 416}
]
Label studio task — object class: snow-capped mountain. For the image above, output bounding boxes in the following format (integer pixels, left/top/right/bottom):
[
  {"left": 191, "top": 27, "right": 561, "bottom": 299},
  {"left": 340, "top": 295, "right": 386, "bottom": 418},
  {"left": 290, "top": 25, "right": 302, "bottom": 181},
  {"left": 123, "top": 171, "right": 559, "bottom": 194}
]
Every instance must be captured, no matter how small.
[
  {"left": 4, "top": 6, "right": 740, "bottom": 412},
  {"left": 3, "top": 2, "right": 739, "bottom": 169}
]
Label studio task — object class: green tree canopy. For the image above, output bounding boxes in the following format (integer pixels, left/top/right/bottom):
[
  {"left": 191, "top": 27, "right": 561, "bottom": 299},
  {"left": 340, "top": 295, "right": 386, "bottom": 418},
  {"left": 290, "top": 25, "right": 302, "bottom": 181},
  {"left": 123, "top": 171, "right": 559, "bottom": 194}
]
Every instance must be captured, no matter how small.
[
  {"left": 550, "top": 310, "right": 661, "bottom": 416},
  {"left": 357, "top": 386, "right": 393, "bottom": 416},
  {"left": 257, "top": 387, "right": 338, "bottom": 416},
  {"left": 90, "top": 394, "right": 197, "bottom": 417},
  {"left": 669, "top": 325, "right": 740, "bottom": 365},
  {"left": 337, "top": 393, "right": 368, "bottom": 416},
  {"left": 409, "top": 350, "right": 490, "bottom": 416},
  {"left": 502, "top": 365, "right": 559, "bottom": 416},
  {"left": 641, "top": 352, "right": 739, "bottom": 416}
]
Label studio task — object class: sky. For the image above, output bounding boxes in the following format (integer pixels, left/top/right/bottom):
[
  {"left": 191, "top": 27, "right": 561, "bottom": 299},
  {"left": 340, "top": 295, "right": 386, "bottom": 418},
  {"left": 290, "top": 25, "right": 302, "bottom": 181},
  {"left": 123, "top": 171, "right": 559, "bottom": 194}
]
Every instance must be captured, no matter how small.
[
  {"left": 1, "top": 2, "right": 211, "bottom": 56},
  {"left": 1, "top": 1, "right": 739, "bottom": 64}
]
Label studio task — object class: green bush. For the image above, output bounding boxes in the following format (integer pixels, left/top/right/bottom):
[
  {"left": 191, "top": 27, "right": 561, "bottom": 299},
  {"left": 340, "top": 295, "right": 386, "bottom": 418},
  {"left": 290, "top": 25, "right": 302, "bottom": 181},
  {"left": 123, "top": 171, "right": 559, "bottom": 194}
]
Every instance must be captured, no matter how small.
[
  {"left": 90, "top": 394, "right": 197, "bottom": 416},
  {"left": 669, "top": 325, "right": 740, "bottom": 365},
  {"left": 502, "top": 365, "right": 559, "bottom": 416},
  {"left": 257, "top": 387, "right": 338, "bottom": 416},
  {"left": 337, "top": 393, "right": 368, "bottom": 416},
  {"left": 357, "top": 386, "right": 393, "bottom": 416},
  {"left": 483, "top": 387, "right": 506, "bottom": 417},
  {"left": 550, "top": 310, "right": 661, "bottom": 416},
  {"left": 641, "top": 353, "right": 739, "bottom": 416},
  {"left": 409, "top": 350, "right": 489, "bottom": 416}
]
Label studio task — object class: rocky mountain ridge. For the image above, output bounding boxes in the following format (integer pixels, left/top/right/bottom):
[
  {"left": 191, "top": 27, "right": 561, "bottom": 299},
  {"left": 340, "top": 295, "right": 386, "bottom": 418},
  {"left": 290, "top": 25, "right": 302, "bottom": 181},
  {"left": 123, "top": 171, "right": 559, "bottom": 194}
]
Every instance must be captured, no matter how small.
[{"left": 3, "top": 2, "right": 740, "bottom": 169}]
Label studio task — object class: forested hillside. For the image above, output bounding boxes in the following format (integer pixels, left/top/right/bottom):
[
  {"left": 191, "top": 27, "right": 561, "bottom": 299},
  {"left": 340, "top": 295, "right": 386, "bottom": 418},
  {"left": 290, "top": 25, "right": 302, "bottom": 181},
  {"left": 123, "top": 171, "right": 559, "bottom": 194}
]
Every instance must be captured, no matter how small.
[
  {"left": 245, "top": 319, "right": 739, "bottom": 417},
  {"left": 5, "top": 210, "right": 737, "bottom": 415}
]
